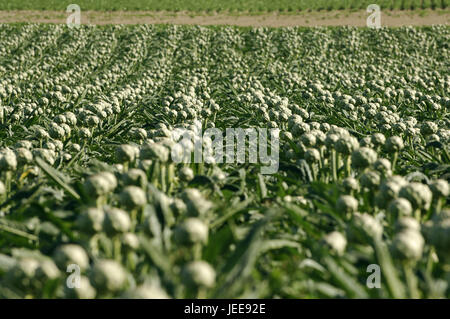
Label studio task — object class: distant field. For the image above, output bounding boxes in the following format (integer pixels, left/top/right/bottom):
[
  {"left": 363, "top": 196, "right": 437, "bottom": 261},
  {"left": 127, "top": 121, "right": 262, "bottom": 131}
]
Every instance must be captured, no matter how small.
[{"left": 0, "top": 0, "right": 447, "bottom": 12}]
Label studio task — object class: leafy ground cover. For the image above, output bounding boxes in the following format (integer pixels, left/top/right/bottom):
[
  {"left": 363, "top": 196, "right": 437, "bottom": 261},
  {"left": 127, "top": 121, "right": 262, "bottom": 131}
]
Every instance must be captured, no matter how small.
[{"left": 0, "top": 24, "right": 449, "bottom": 298}]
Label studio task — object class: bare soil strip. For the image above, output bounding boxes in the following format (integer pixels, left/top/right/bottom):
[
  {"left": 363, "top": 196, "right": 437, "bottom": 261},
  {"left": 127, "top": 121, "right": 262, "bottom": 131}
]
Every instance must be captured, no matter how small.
[{"left": 0, "top": 10, "right": 448, "bottom": 27}]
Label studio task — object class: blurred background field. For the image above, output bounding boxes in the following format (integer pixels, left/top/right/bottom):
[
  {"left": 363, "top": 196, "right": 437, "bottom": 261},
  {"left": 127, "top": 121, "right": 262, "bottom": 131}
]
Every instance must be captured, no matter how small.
[{"left": 0, "top": 0, "right": 447, "bottom": 12}]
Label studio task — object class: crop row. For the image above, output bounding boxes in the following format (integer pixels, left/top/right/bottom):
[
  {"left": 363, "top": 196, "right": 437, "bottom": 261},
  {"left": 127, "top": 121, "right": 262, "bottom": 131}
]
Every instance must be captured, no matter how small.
[{"left": 0, "top": 0, "right": 447, "bottom": 12}]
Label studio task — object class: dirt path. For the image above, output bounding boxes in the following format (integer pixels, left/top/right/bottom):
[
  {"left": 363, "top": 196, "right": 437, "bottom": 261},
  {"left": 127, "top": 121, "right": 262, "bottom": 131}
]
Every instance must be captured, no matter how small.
[{"left": 0, "top": 10, "right": 448, "bottom": 27}]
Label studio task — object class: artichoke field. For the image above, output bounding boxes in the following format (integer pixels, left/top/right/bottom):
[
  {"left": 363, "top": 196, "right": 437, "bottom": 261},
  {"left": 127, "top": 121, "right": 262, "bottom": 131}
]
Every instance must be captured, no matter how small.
[{"left": 0, "top": 23, "right": 449, "bottom": 298}]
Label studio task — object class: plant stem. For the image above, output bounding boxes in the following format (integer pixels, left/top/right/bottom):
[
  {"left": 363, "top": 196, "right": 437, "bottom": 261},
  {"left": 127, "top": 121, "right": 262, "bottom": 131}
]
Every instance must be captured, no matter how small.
[
  {"left": 392, "top": 152, "right": 398, "bottom": 172},
  {"left": 113, "top": 237, "right": 121, "bottom": 262},
  {"left": 5, "top": 171, "right": 12, "bottom": 195},
  {"left": 331, "top": 150, "right": 337, "bottom": 182},
  {"left": 403, "top": 263, "right": 420, "bottom": 299},
  {"left": 166, "top": 163, "right": 174, "bottom": 193},
  {"left": 345, "top": 156, "right": 351, "bottom": 177},
  {"left": 160, "top": 164, "right": 167, "bottom": 192}
]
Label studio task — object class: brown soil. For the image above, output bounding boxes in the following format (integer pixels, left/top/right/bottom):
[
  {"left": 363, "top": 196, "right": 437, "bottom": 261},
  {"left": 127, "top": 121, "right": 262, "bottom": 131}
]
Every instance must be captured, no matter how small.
[{"left": 0, "top": 10, "right": 448, "bottom": 27}]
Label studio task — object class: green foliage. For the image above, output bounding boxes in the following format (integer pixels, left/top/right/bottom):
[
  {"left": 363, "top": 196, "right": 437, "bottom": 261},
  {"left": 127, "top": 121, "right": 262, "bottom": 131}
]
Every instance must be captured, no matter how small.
[{"left": 0, "top": 24, "right": 449, "bottom": 299}]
